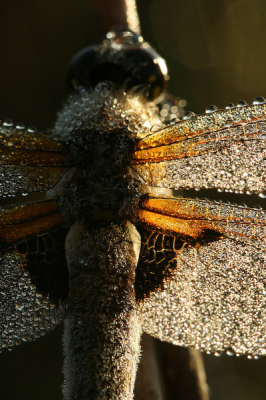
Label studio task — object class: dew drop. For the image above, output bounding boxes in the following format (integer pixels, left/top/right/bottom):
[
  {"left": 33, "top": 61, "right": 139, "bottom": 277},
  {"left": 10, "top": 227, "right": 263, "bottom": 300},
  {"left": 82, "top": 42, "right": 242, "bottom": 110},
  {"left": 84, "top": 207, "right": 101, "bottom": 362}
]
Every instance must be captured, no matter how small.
[
  {"left": 183, "top": 111, "right": 195, "bottom": 120},
  {"left": 225, "top": 119, "right": 233, "bottom": 128},
  {"left": 226, "top": 348, "right": 235, "bottom": 356},
  {"left": 253, "top": 96, "right": 266, "bottom": 105},
  {"left": 179, "top": 99, "right": 187, "bottom": 107},
  {"left": 106, "top": 31, "right": 115, "bottom": 39},
  {"left": 225, "top": 103, "right": 235, "bottom": 109},
  {"left": 237, "top": 100, "right": 248, "bottom": 108},
  {"left": 27, "top": 126, "right": 37, "bottom": 133},
  {"left": 95, "top": 82, "right": 108, "bottom": 92},
  {"left": 15, "top": 304, "right": 24, "bottom": 312},
  {"left": 162, "top": 104, "right": 170, "bottom": 111},
  {"left": 171, "top": 106, "right": 178, "bottom": 113},
  {"left": 16, "top": 122, "right": 25, "bottom": 130},
  {"left": 170, "top": 117, "right": 178, "bottom": 124},
  {"left": 205, "top": 105, "right": 218, "bottom": 113},
  {"left": 101, "top": 90, "right": 109, "bottom": 98},
  {"left": 3, "top": 119, "right": 13, "bottom": 127}
]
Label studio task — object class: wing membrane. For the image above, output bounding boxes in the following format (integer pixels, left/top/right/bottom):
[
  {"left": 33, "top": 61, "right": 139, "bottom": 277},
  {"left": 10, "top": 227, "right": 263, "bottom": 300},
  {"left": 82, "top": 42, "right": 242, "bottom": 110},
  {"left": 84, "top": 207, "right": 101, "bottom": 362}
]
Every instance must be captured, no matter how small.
[
  {"left": 136, "top": 195, "right": 266, "bottom": 356},
  {"left": 0, "top": 201, "right": 69, "bottom": 351},
  {"left": 0, "top": 201, "right": 63, "bottom": 244},
  {"left": 0, "top": 123, "right": 70, "bottom": 197},
  {"left": 138, "top": 196, "right": 266, "bottom": 240},
  {"left": 132, "top": 103, "right": 266, "bottom": 195}
]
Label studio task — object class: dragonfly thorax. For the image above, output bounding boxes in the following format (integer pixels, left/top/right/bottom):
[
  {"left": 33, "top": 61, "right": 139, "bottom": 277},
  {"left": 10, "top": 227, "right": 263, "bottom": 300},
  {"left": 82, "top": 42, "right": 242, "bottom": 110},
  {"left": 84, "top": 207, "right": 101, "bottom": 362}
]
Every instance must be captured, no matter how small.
[{"left": 53, "top": 85, "right": 161, "bottom": 225}]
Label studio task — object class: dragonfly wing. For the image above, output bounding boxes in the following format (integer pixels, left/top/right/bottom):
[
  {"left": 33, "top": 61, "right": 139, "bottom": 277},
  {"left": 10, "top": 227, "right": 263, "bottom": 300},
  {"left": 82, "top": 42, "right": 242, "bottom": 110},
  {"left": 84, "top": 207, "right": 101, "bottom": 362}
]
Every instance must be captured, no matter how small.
[
  {"left": 0, "top": 201, "right": 69, "bottom": 351},
  {"left": 132, "top": 103, "right": 266, "bottom": 195},
  {"left": 136, "top": 195, "right": 266, "bottom": 356},
  {"left": 0, "top": 124, "right": 71, "bottom": 350},
  {"left": 0, "top": 123, "right": 70, "bottom": 197}
]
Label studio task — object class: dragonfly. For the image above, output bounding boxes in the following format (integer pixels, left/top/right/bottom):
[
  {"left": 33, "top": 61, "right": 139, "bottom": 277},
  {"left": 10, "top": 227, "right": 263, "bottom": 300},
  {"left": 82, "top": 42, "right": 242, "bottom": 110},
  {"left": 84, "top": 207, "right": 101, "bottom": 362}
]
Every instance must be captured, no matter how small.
[{"left": 1, "top": 0, "right": 264, "bottom": 400}]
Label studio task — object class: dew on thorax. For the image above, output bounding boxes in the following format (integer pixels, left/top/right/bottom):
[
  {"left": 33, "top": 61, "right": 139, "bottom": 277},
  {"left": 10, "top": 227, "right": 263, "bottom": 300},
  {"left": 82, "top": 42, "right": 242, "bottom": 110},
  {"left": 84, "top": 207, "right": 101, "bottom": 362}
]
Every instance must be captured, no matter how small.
[
  {"left": 53, "top": 84, "right": 162, "bottom": 141},
  {"left": 53, "top": 85, "right": 163, "bottom": 224}
]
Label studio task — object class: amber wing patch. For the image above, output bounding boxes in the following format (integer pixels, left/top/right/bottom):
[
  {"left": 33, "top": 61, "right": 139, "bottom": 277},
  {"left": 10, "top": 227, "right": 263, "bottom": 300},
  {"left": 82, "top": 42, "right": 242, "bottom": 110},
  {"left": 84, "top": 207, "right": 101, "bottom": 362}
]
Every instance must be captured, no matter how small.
[
  {"left": 133, "top": 102, "right": 266, "bottom": 159},
  {"left": 0, "top": 201, "right": 63, "bottom": 245},
  {"left": 0, "top": 200, "right": 69, "bottom": 302},
  {"left": 137, "top": 195, "right": 266, "bottom": 356},
  {"left": 131, "top": 104, "right": 266, "bottom": 197},
  {"left": 0, "top": 123, "right": 71, "bottom": 197},
  {"left": 136, "top": 195, "right": 266, "bottom": 300},
  {"left": 0, "top": 200, "right": 69, "bottom": 351}
]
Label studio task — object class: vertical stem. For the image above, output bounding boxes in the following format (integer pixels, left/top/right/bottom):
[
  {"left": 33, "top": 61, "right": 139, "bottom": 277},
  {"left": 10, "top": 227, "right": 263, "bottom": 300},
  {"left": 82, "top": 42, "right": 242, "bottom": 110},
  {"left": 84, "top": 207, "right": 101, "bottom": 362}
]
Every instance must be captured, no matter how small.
[
  {"left": 91, "top": 0, "right": 141, "bottom": 37},
  {"left": 135, "top": 333, "right": 166, "bottom": 400},
  {"left": 189, "top": 349, "right": 210, "bottom": 400},
  {"left": 155, "top": 341, "right": 210, "bottom": 400}
]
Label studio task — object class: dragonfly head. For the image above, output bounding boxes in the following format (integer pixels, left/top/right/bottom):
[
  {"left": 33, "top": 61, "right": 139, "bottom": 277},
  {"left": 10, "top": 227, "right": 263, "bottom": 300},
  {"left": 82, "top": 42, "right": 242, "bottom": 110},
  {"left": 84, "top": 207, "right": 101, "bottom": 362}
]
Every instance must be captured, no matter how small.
[{"left": 68, "top": 29, "right": 168, "bottom": 101}]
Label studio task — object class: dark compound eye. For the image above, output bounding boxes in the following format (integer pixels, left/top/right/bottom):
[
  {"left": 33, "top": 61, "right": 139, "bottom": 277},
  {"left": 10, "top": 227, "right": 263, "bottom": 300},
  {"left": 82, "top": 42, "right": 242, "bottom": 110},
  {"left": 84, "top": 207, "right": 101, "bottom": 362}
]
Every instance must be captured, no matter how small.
[{"left": 68, "top": 29, "right": 168, "bottom": 101}]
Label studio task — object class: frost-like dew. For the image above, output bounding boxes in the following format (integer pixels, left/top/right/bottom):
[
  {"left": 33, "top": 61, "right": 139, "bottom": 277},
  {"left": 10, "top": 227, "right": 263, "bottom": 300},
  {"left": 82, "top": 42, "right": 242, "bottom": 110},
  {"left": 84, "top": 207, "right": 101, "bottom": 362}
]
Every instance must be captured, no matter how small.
[
  {"left": 139, "top": 235, "right": 266, "bottom": 355},
  {"left": 132, "top": 105, "right": 266, "bottom": 196},
  {"left": 0, "top": 253, "right": 65, "bottom": 351}
]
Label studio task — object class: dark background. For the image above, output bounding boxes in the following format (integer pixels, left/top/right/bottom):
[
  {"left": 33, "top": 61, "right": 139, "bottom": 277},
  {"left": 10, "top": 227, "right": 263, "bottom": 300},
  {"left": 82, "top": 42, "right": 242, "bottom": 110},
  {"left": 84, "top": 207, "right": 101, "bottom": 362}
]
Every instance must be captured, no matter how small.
[{"left": 0, "top": 0, "right": 266, "bottom": 399}]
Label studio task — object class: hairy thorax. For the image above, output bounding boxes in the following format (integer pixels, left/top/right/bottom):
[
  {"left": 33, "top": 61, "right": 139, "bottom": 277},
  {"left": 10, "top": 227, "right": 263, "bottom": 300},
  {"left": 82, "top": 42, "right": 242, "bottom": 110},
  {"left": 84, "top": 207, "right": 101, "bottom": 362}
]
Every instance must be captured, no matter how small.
[{"left": 50, "top": 85, "right": 162, "bottom": 225}]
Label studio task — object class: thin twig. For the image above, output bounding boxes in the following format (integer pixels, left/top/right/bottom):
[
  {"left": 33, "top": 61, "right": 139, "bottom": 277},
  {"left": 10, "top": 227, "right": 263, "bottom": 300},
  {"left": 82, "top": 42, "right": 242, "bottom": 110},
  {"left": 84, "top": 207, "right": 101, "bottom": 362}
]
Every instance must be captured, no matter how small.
[
  {"left": 135, "top": 333, "right": 166, "bottom": 400},
  {"left": 155, "top": 340, "right": 210, "bottom": 400},
  {"left": 189, "top": 349, "right": 210, "bottom": 400},
  {"left": 91, "top": 0, "right": 140, "bottom": 37}
]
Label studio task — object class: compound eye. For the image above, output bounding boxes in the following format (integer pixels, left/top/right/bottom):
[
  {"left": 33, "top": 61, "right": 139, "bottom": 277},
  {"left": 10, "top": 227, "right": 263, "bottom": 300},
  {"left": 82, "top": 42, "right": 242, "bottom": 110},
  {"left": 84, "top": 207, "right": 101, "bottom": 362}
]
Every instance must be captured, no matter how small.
[
  {"left": 129, "top": 46, "right": 168, "bottom": 100},
  {"left": 68, "top": 30, "right": 168, "bottom": 101},
  {"left": 68, "top": 45, "right": 107, "bottom": 90}
]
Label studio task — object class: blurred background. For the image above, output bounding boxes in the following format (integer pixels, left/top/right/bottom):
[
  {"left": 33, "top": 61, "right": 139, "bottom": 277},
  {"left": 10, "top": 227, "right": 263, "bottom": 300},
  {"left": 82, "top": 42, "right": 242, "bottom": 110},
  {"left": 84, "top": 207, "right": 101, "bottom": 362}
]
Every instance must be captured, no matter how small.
[{"left": 0, "top": 0, "right": 266, "bottom": 399}]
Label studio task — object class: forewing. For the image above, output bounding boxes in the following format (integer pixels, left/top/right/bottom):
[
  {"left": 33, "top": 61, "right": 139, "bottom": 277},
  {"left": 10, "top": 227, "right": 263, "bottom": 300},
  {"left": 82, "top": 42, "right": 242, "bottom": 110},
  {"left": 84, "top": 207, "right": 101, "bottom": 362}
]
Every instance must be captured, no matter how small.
[
  {"left": 136, "top": 195, "right": 266, "bottom": 356},
  {"left": 0, "top": 200, "right": 69, "bottom": 351},
  {"left": 0, "top": 122, "right": 70, "bottom": 197},
  {"left": 132, "top": 103, "right": 266, "bottom": 195}
]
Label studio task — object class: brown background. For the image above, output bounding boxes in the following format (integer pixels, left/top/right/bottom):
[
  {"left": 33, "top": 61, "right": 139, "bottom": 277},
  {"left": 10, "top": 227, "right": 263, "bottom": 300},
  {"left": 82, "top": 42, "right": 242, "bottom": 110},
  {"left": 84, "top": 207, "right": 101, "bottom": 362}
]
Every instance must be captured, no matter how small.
[{"left": 0, "top": 0, "right": 266, "bottom": 399}]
